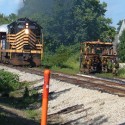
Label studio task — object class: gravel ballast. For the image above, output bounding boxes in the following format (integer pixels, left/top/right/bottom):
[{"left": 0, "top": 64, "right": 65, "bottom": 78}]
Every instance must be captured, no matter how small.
[{"left": 0, "top": 65, "right": 125, "bottom": 125}]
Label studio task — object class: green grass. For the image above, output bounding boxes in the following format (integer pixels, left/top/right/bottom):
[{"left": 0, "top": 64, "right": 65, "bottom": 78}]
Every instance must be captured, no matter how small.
[
  {"left": 0, "top": 109, "right": 39, "bottom": 125},
  {"left": 26, "top": 110, "right": 40, "bottom": 121},
  {"left": 95, "top": 73, "right": 114, "bottom": 78},
  {"left": 0, "top": 82, "right": 40, "bottom": 125},
  {"left": 0, "top": 89, "right": 40, "bottom": 109},
  {"left": 49, "top": 52, "right": 80, "bottom": 75},
  {"left": 95, "top": 68, "right": 125, "bottom": 79},
  {"left": 0, "top": 70, "right": 21, "bottom": 93},
  {"left": 51, "top": 66, "right": 79, "bottom": 75},
  {"left": 118, "top": 68, "right": 125, "bottom": 78}
]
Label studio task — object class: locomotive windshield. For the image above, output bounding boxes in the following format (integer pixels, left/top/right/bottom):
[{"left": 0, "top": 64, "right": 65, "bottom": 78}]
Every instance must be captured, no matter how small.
[{"left": 8, "top": 18, "right": 42, "bottom": 36}]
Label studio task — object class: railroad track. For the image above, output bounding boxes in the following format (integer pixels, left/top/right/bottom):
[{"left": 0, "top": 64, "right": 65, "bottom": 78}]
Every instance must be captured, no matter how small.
[{"left": 1, "top": 64, "right": 125, "bottom": 97}]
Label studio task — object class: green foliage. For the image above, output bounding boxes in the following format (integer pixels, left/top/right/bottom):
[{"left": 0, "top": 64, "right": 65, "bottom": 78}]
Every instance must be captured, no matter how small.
[
  {"left": 0, "top": 14, "right": 10, "bottom": 25},
  {"left": 53, "top": 45, "right": 72, "bottom": 67},
  {"left": 100, "top": 26, "right": 116, "bottom": 42},
  {"left": 0, "top": 13, "right": 17, "bottom": 25},
  {"left": 43, "top": 43, "right": 80, "bottom": 68},
  {"left": 0, "top": 70, "right": 20, "bottom": 93},
  {"left": 64, "top": 52, "right": 80, "bottom": 70},
  {"left": 26, "top": 110, "right": 39, "bottom": 120},
  {"left": 117, "top": 20, "right": 123, "bottom": 33},
  {"left": 96, "top": 73, "right": 113, "bottom": 78},
  {"left": 118, "top": 30, "right": 125, "bottom": 62},
  {"left": 96, "top": 68, "right": 125, "bottom": 79},
  {"left": 43, "top": 45, "right": 72, "bottom": 68},
  {"left": 18, "top": 0, "right": 116, "bottom": 52},
  {"left": 117, "top": 68, "right": 125, "bottom": 78}
]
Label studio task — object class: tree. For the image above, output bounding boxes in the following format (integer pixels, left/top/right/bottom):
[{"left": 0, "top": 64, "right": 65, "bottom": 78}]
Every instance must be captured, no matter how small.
[
  {"left": 117, "top": 20, "right": 123, "bottom": 33},
  {"left": 0, "top": 14, "right": 10, "bottom": 25},
  {"left": 0, "top": 13, "right": 17, "bottom": 25},
  {"left": 118, "top": 30, "right": 125, "bottom": 62},
  {"left": 71, "top": 0, "right": 115, "bottom": 42},
  {"left": 100, "top": 25, "right": 116, "bottom": 42},
  {"left": 8, "top": 13, "right": 17, "bottom": 22},
  {"left": 18, "top": 0, "right": 116, "bottom": 52}
]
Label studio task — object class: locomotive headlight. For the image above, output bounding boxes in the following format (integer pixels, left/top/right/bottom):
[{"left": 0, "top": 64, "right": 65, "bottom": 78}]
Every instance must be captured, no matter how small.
[{"left": 25, "top": 29, "right": 29, "bottom": 34}]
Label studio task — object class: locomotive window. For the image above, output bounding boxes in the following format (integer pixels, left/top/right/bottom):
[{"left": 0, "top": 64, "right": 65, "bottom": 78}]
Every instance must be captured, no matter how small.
[
  {"left": 95, "top": 48, "right": 102, "bottom": 54},
  {"left": 18, "top": 25, "right": 24, "bottom": 29},
  {"left": 10, "top": 26, "right": 13, "bottom": 28},
  {"left": 29, "top": 26, "right": 36, "bottom": 29}
]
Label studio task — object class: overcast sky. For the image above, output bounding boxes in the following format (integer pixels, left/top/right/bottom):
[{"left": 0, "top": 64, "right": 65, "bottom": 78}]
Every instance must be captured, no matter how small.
[{"left": 0, "top": 0, "right": 125, "bottom": 28}]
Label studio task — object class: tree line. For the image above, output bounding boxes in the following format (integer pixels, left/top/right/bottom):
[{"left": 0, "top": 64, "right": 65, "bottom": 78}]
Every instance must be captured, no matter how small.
[
  {"left": 0, "top": 13, "right": 17, "bottom": 25},
  {"left": 18, "top": 0, "right": 116, "bottom": 52}
]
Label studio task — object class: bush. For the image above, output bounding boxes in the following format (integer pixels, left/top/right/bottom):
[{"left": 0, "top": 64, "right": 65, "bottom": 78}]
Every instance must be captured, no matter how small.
[
  {"left": 42, "top": 43, "right": 80, "bottom": 69},
  {"left": 64, "top": 52, "right": 80, "bottom": 69},
  {"left": 117, "top": 68, "right": 125, "bottom": 78},
  {"left": 0, "top": 70, "right": 20, "bottom": 93}
]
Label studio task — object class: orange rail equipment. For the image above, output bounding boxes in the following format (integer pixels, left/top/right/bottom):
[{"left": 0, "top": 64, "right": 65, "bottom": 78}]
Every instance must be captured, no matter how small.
[{"left": 41, "top": 69, "right": 51, "bottom": 125}]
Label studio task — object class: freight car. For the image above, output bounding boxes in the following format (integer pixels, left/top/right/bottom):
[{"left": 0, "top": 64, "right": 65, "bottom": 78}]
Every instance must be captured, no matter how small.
[
  {"left": 0, "top": 18, "right": 43, "bottom": 66},
  {"left": 80, "top": 40, "right": 119, "bottom": 74}
]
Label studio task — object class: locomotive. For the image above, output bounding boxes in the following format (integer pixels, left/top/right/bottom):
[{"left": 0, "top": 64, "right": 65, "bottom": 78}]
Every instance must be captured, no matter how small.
[
  {"left": 0, "top": 18, "right": 43, "bottom": 66},
  {"left": 80, "top": 40, "right": 119, "bottom": 74}
]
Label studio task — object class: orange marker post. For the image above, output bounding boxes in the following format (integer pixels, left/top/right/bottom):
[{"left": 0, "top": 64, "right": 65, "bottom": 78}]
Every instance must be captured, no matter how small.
[{"left": 41, "top": 69, "right": 50, "bottom": 125}]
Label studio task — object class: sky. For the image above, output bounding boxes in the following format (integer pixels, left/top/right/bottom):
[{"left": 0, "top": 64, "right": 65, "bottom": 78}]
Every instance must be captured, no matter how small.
[
  {"left": 0, "top": 0, "right": 125, "bottom": 28},
  {"left": 100, "top": 0, "right": 125, "bottom": 28},
  {"left": 0, "top": 0, "right": 23, "bottom": 15}
]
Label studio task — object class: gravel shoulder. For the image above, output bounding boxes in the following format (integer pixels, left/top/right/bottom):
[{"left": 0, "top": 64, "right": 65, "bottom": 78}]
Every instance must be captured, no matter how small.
[{"left": 0, "top": 65, "right": 125, "bottom": 125}]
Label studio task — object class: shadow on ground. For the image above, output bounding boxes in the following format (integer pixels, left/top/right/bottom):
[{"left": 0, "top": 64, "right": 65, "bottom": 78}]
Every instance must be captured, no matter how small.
[
  {"left": 0, "top": 93, "right": 41, "bottom": 110},
  {"left": 49, "top": 88, "right": 71, "bottom": 100},
  {"left": 48, "top": 115, "right": 108, "bottom": 125},
  {"left": 48, "top": 103, "right": 108, "bottom": 125},
  {"left": 0, "top": 107, "right": 39, "bottom": 125}
]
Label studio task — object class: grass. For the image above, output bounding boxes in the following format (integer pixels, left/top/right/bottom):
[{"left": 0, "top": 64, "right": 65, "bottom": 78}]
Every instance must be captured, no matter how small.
[
  {"left": 0, "top": 88, "right": 40, "bottom": 109},
  {"left": 117, "top": 68, "right": 125, "bottom": 78},
  {"left": 45, "top": 52, "right": 80, "bottom": 75},
  {"left": 0, "top": 109, "right": 39, "bottom": 125},
  {"left": 51, "top": 66, "right": 79, "bottom": 75},
  {"left": 26, "top": 110, "right": 40, "bottom": 121},
  {"left": 95, "top": 73, "right": 114, "bottom": 78},
  {"left": 95, "top": 68, "right": 125, "bottom": 79},
  {"left": 0, "top": 70, "right": 41, "bottom": 124},
  {"left": 0, "top": 85, "right": 40, "bottom": 125}
]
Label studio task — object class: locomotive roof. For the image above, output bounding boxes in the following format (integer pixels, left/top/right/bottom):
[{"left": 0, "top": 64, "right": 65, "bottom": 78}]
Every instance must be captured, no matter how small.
[
  {"left": 0, "top": 24, "right": 8, "bottom": 33},
  {"left": 8, "top": 18, "right": 42, "bottom": 29},
  {"left": 81, "top": 41, "right": 113, "bottom": 45}
]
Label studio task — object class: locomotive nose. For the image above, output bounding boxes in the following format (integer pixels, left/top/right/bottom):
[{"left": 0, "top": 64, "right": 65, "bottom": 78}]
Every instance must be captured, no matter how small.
[{"left": 25, "top": 29, "right": 29, "bottom": 34}]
